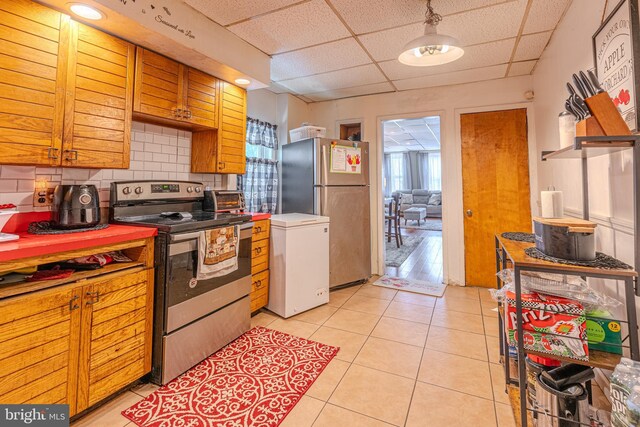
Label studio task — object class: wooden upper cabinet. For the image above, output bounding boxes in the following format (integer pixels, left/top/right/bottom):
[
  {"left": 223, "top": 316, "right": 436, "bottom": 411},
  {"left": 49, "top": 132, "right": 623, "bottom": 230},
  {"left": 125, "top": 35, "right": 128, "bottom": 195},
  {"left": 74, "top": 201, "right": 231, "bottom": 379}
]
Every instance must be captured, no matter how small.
[
  {"left": 191, "top": 82, "right": 246, "bottom": 174},
  {"left": 63, "top": 21, "right": 135, "bottom": 169},
  {"left": 0, "top": 0, "right": 68, "bottom": 166},
  {"left": 183, "top": 67, "right": 218, "bottom": 128},
  {"left": 133, "top": 48, "right": 218, "bottom": 129},
  {"left": 133, "top": 47, "right": 183, "bottom": 122},
  {"left": 217, "top": 82, "right": 247, "bottom": 173}
]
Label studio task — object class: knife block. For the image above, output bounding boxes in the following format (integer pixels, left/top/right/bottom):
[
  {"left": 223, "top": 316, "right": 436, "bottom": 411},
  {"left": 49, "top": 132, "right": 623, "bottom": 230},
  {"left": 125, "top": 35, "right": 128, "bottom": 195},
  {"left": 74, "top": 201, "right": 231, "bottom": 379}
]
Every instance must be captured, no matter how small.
[
  {"left": 584, "top": 92, "right": 631, "bottom": 136},
  {"left": 576, "top": 117, "right": 605, "bottom": 137}
]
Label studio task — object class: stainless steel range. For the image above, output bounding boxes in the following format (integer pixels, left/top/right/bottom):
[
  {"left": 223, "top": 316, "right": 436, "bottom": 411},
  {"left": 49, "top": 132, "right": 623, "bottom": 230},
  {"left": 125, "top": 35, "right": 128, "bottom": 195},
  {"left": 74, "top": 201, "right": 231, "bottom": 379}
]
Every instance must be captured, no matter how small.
[{"left": 109, "top": 180, "right": 252, "bottom": 385}]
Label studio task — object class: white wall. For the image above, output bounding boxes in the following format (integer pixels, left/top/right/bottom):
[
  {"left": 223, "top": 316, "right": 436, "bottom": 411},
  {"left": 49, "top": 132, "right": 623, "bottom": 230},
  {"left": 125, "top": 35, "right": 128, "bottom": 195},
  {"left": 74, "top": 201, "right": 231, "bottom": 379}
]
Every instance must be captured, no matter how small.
[
  {"left": 308, "top": 76, "right": 536, "bottom": 285},
  {"left": 0, "top": 122, "right": 225, "bottom": 212},
  {"left": 533, "top": 0, "right": 635, "bottom": 324}
]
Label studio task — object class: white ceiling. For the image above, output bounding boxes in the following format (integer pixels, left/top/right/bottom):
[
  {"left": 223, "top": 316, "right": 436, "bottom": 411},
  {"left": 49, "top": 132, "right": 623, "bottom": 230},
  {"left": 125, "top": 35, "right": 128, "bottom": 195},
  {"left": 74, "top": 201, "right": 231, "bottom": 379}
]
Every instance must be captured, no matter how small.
[
  {"left": 384, "top": 116, "right": 441, "bottom": 153},
  {"left": 182, "top": 0, "right": 572, "bottom": 102}
]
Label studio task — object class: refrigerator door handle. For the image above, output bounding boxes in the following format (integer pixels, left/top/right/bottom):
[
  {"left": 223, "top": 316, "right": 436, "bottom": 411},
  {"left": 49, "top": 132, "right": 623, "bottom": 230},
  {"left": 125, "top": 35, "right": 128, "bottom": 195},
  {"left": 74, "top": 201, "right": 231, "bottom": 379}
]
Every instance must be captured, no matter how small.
[{"left": 321, "top": 144, "right": 328, "bottom": 186}]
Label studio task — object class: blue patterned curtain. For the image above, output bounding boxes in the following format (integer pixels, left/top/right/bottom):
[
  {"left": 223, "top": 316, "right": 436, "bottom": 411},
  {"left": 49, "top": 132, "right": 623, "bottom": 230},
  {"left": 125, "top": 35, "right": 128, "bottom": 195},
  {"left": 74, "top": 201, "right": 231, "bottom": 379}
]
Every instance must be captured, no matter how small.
[{"left": 238, "top": 117, "right": 279, "bottom": 213}]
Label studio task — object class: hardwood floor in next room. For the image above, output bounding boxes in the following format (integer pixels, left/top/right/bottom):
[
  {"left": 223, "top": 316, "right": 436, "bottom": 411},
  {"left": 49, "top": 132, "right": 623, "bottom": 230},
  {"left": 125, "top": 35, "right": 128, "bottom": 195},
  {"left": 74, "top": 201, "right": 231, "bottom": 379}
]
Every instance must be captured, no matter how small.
[{"left": 385, "top": 227, "right": 443, "bottom": 284}]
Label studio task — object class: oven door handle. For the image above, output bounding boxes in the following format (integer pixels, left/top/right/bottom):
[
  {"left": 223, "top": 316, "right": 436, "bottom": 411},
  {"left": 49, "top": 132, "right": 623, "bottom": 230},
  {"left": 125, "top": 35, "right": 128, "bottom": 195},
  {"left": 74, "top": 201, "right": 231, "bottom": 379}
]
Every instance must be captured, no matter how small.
[{"left": 170, "top": 222, "right": 254, "bottom": 243}]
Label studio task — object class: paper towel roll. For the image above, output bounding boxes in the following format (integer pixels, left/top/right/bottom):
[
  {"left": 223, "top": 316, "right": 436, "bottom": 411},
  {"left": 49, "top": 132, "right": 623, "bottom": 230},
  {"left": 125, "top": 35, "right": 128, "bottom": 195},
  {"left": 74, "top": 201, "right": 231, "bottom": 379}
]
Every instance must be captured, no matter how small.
[{"left": 541, "top": 190, "right": 564, "bottom": 218}]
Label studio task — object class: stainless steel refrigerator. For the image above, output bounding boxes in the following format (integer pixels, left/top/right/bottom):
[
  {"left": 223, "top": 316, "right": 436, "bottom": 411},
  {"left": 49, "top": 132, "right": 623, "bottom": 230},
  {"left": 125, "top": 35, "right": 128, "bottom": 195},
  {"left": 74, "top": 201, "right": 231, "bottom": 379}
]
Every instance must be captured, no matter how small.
[{"left": 282, "top": 138, "right": 371, "bottom": 288}]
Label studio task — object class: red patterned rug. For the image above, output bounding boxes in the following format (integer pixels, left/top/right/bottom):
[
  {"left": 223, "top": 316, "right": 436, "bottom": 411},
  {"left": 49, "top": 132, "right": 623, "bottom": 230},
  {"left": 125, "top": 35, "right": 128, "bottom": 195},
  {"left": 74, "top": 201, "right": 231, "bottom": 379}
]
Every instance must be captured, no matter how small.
[{"left": 122, "top": 326, "right": 339, "bottom": 427}]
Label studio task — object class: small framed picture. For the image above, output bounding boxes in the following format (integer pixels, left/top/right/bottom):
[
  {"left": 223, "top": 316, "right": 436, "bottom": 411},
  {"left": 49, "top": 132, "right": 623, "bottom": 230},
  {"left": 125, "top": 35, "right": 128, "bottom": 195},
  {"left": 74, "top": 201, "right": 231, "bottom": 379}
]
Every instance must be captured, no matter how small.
[{"left": 593, "top": 0, "right": 640, "bottom": 132}]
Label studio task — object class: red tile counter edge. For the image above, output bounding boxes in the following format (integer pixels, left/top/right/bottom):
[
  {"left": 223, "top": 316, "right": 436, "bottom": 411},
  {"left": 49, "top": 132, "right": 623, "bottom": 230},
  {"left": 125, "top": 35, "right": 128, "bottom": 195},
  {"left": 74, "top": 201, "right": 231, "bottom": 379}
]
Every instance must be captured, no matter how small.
[
  {"left": 0, "top": 213, "right": 156, "bottom": 263},
  {"left": 249, "top": 213, "right": 271, "bottom": 221}
]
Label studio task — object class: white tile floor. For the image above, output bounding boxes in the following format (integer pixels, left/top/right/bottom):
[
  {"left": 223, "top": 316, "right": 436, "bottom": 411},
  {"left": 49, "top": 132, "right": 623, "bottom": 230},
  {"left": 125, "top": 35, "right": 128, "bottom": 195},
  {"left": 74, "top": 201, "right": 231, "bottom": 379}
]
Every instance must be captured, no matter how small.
[{"left": 71, "top": 282, "right": 524, "bottom": 427}]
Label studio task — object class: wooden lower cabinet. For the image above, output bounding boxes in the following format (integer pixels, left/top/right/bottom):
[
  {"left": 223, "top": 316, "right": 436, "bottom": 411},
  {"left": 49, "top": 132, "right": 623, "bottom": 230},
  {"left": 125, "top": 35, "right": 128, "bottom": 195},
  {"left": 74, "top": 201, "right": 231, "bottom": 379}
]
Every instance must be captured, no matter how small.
[
  {"left": 0, "top": 239, "right": 154, "bottom": 417},
  {"left": 250, "top": 219, "right": 270, "bottom": 312},
  {"left": 0, "top": 283, "right": 82, "bottom": 408},
  {"left": 76, "top": 268, "right": 153, "bottom": 411}
]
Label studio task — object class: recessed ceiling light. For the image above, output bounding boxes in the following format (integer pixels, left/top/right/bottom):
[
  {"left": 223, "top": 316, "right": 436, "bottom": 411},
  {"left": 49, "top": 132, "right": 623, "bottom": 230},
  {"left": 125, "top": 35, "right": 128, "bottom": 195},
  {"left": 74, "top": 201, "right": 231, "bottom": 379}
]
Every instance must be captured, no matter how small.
[
  {"left": 235, "top": 78, "right": 251, "bottom": 85},
  {"left": 69, "top": 3, "right": 104, "bottom": 20}
]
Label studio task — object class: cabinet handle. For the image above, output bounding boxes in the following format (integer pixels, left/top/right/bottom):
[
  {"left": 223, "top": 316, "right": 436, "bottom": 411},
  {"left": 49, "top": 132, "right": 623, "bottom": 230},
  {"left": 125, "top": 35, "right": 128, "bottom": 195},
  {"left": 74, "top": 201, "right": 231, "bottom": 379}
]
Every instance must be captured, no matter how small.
[
  {"left": 85, "top": 291, "right": 100, "bottom": 305},
  {"left": 185, "top": 110, "right": 192, "bottom": 119},
  {"left": 64, "top": 150, "right": 78, "bottom": 161},
  {"left": 47, "top": 147, "right": 59, "bottom": 159},
  {"left": 219, "top": 162, "right": 226, "bottom": 170},
  {"left": 255, "top": 226, "right": 262, "bottom": 233},
  {"left": 69, "top": 295, "right": 80, "bottom": 311},
  {"left": 255, "top": 247, "right": 262, "bottom": 254},
  {"left": 173, "top": 108, "right": 183, "bottom": 118}
]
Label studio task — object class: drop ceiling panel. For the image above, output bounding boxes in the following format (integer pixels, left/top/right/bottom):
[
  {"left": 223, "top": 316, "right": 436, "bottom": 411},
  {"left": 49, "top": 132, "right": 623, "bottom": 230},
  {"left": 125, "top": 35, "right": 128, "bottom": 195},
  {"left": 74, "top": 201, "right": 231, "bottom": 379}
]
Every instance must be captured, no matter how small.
[
  {"left": 508, "top": 60, "right": 537, "bottom": 76},
  {"left": 393, "top": 64, "right": 508, "bottom": 90},
  {"left": 183, "top": 0, "right": 302, "bottom": 26},
  {"left": 331, "top": 0, "right": 510, "bottom": 35},
  {"left": 227, "top": 0, "right": 350, "bottom": 54},
  {"left": 279, "top": 64, "right": 387, "bottom": 94},
  {"left": 305, "top": 81, "right": 394, "bottom": 101},
  {"left": 378, "top": 38, "right": 515, "bottom": 80},
  {"left": 523, "top": 0, "right": 571, "bottom": 34},
  {"left": 271, "top": 38, "right": 371, "bottom": 81},
  {"left": 513, "top": 31, "right": 552, "bottom": 61},
  {"left": 358, "top": 23, "right": 424, "bottom": 62},
  {"left": 437, "top": 0, "right": 528, "bottom": 46}
]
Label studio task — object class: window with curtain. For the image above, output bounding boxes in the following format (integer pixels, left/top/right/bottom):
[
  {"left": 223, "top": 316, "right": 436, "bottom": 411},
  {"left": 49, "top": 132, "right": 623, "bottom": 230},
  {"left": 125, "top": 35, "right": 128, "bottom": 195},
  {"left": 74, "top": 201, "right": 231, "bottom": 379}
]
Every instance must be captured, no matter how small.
[
  {"left": 237, "top": 118, "right": 278, "bottom": 213},
  {"left": 418, "top": 151, "right": 442, "bottom": 191},
  {"left": 383, "top": 153, "right": 410, "bottom": 196}
]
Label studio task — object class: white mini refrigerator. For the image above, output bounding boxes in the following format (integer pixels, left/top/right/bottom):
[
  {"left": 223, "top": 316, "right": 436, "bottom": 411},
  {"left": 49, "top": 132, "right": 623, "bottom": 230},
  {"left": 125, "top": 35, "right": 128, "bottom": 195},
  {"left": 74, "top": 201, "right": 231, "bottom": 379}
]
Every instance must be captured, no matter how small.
[{"left": 268, "top": 213, "right": 330, "bottom": 318}]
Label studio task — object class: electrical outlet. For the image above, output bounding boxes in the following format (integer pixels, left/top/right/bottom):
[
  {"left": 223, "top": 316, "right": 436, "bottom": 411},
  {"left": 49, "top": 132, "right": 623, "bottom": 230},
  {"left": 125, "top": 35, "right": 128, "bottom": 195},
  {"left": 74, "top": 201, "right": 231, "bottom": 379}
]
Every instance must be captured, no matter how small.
[{"left": 33, "top": 188, "right": 55, "bottom": 207}]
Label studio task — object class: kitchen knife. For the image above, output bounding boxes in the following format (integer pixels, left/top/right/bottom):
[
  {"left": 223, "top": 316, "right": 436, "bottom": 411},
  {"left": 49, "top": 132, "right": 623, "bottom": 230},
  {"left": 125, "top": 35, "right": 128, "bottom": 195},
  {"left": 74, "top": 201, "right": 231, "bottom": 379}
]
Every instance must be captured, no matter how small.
[
  {"left": 587, "top": 70, "right": 605, "bottom": 93},
  {"left": 579, "top": 71, "right": 596, "bottom": 97},
  {"left": 570, "top": 94, "right": 589, "bottom": 119},
  {"left": 572, "top": 74, "right": 589, "bottom": 99},
  {"left": 565, "top": 100, "right": 579, "bottom": 120}
]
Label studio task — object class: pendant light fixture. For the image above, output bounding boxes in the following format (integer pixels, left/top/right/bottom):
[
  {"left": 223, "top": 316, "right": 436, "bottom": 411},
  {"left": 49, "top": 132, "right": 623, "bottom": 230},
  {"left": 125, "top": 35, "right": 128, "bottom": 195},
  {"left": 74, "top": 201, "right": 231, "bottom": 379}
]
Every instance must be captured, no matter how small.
[{"left": 398, "top": 0, "right": 464, "bottom": 66}]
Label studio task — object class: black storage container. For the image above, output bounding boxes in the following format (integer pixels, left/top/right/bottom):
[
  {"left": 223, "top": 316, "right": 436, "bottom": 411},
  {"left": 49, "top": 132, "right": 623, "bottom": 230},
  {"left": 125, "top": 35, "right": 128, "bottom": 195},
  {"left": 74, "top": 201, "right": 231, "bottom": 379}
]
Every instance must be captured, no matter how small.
[{"left": 533, "top": 217, "right": 596, "bottom": 261}]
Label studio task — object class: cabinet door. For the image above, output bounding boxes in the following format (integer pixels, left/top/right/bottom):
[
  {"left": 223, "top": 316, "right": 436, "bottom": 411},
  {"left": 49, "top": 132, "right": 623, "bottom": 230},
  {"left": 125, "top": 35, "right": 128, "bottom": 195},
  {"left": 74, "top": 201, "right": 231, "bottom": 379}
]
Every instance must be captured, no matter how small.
[
  {"left": 217, "top": 82, "right": 247, "bottom": 173},
  {"left": 62, "top": 21, "right": 135, "bottom": 169},
  {"left": 183, "top": 67, "right": 218, "bottom": 128},
  {"left": 76, "top": 268, "right": 153, "bottom": 411},
  {"left": 133, "top": 48, "right": 183, "bottom": 122},
  {"left": 0, "top": 284, "right": 81, "bottom": 414},
  {"left": 0, "top": 0, "right": 68, "bottom": 165}
]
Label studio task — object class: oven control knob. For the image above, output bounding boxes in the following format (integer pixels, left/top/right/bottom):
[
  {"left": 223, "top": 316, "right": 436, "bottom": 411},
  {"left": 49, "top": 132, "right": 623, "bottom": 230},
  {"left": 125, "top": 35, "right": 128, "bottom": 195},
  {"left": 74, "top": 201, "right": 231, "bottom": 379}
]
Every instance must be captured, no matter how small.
[
  {"left": 122, "top": 186, "right": 131, "bottom": 195},
  {"left": 186, "top": 186, "right": 193, "bottom": 193},
  {"left": 194, "top": 186, "right": 202, "bottom": 193},
  {"left": 134, "top": 186, "right": 143, "bottom": 194}
]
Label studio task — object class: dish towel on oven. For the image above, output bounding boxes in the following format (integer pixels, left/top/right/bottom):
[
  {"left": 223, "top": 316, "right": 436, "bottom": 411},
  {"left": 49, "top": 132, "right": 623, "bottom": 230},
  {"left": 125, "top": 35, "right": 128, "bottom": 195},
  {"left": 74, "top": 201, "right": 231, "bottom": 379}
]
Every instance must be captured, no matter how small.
[{"left": 197, "top": 225, "right": 239, "bottom": 280}]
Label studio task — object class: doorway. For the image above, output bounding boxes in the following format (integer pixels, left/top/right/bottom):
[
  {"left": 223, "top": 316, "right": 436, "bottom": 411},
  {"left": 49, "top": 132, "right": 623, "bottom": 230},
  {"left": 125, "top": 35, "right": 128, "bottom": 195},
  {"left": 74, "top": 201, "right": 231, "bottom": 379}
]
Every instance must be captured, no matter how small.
[
  {"left": 382, "top": 116, "right": 443, "bottom": 284},
  {"left": 461, "top": 108, "right": 532, "bottom": 287}
]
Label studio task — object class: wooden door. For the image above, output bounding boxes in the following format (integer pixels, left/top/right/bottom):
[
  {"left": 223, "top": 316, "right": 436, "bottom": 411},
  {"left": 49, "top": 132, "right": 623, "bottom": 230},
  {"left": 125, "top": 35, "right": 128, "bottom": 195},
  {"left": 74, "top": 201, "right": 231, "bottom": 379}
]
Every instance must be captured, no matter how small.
[
  {"left": 63, "top": 21, "right": 134, "bottom": 169},
  {"left": 461, "top": 109, "right": 532, "bottom": 287},
  {"left": 133, "top": 48, "right": 184, "bottom": 122},
  {"left": 183, "top": 67, "right": 218, "bottom": 128},
  {"left": 0, "top": 284, "right": 82, "bottom": 414},
  {"left": 0, "top": 0, "right": 68, "bottom": 165},
  {"left": 76, "top": 268, "right": 153, "bottom": 411}
]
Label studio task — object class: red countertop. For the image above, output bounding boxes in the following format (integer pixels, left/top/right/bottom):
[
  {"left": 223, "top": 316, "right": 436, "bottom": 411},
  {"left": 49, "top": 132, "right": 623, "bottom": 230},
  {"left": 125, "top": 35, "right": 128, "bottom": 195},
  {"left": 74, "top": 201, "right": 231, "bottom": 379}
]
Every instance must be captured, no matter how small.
[
  {"left": 0, "top": 212, "right": 157, "bottom": 263},
  {"left": 0, "top": 211, "right": 267, "bottom": 263},
  {"left": 249, "top": 213, "right": 271, "bottom": 221}
]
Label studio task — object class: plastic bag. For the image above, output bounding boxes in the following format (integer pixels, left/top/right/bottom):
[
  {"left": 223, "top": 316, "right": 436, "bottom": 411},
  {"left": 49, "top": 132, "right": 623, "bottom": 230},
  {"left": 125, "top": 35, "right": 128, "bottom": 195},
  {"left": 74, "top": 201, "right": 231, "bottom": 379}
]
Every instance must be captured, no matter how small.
[{"left": 495, "top": 268, "right": 622, "bottom": 311}]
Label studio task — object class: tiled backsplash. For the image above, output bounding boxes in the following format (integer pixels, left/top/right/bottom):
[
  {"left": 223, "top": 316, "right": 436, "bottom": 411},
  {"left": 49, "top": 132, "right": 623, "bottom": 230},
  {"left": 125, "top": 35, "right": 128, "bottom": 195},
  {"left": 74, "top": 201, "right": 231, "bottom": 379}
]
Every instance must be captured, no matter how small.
[{"left": 0, "top": 122, "right": 229, "bottom": 211}]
